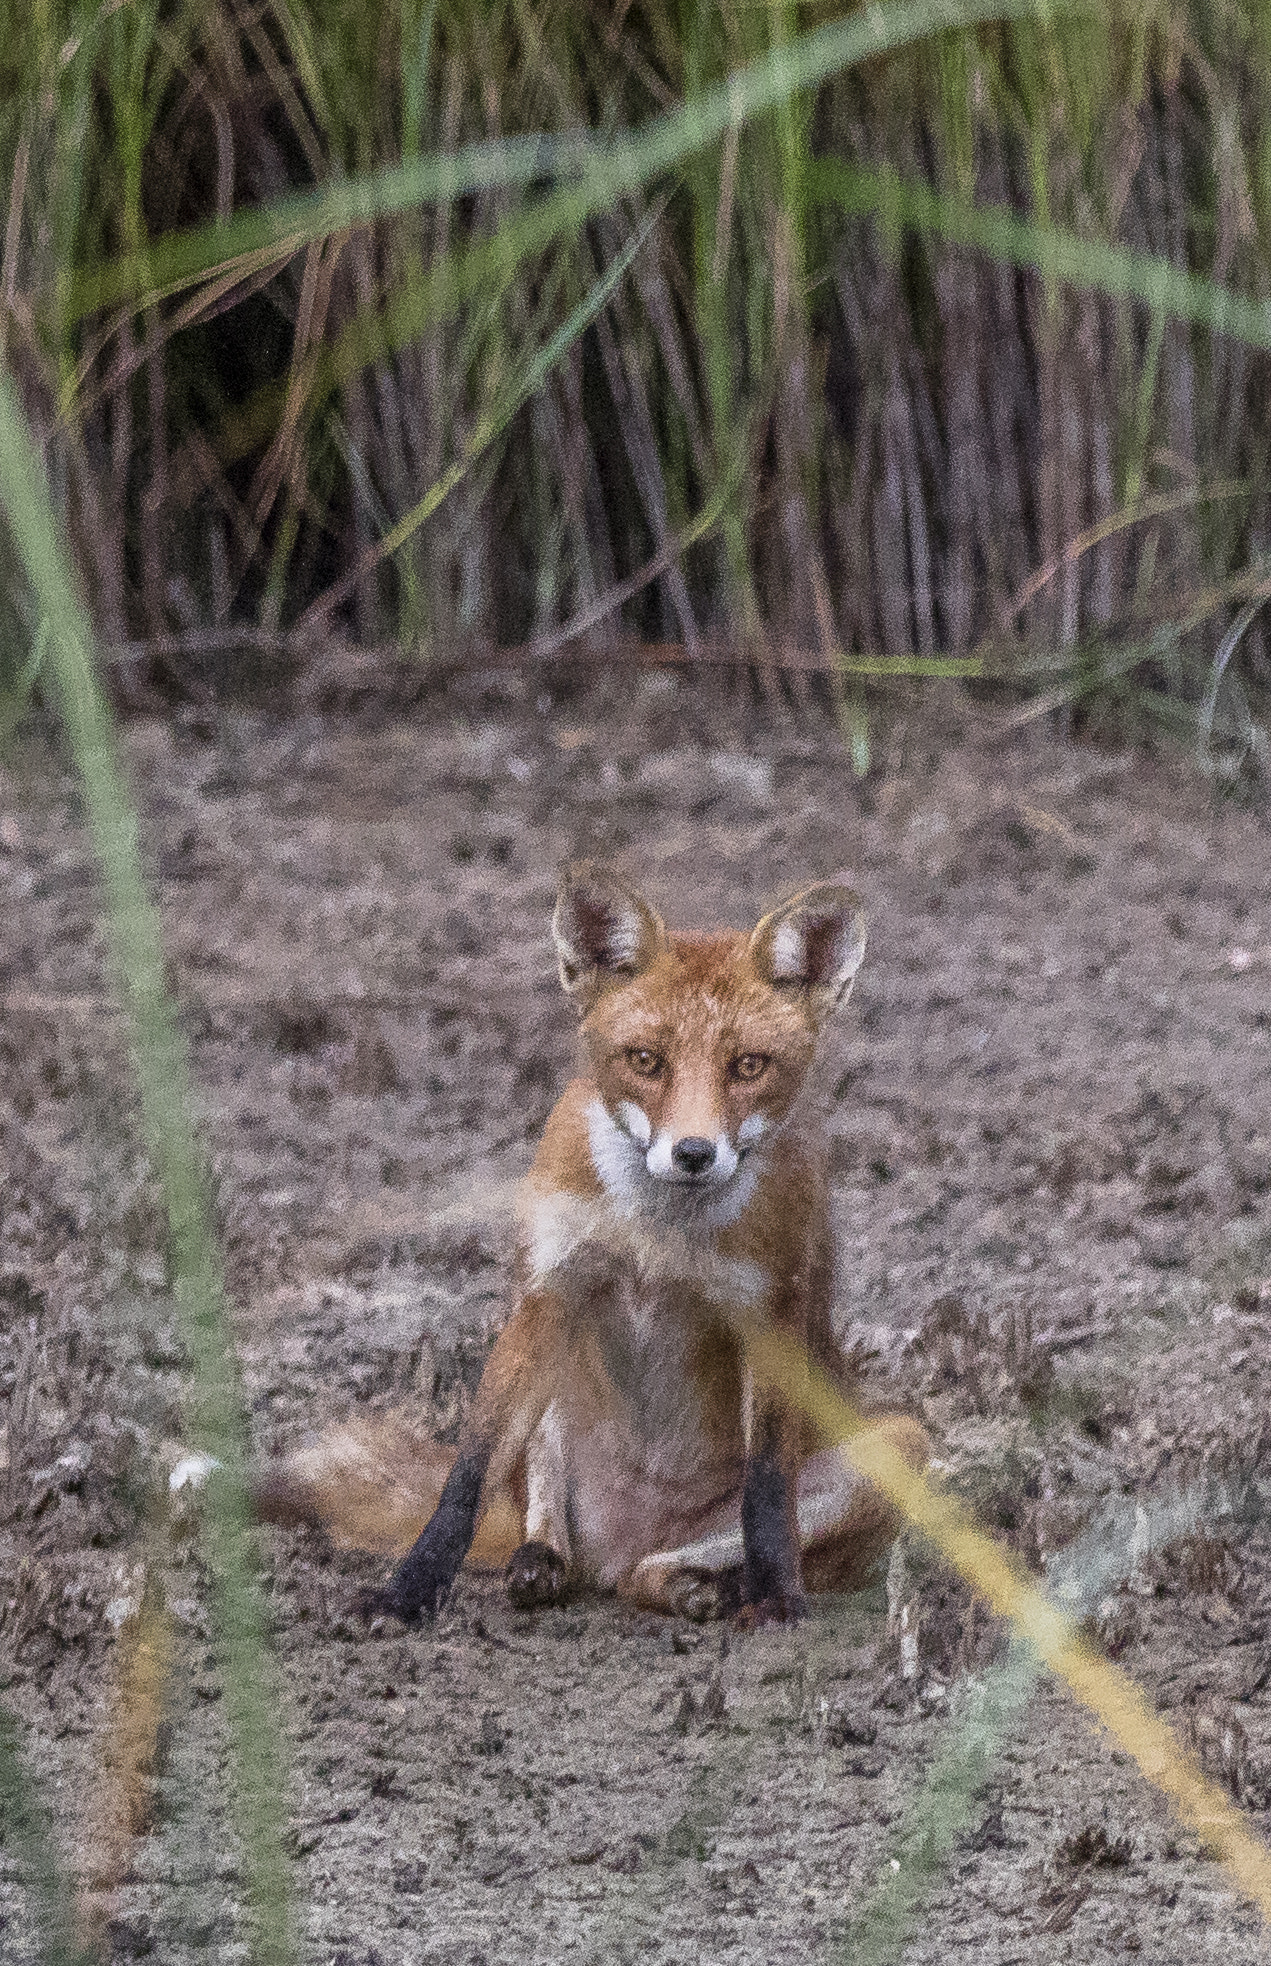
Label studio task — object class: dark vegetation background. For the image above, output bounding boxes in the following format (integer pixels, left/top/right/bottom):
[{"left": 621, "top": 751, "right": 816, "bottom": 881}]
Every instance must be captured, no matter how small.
[{"left": 3, "top": 0, "right": 1271, "bottom": 735}]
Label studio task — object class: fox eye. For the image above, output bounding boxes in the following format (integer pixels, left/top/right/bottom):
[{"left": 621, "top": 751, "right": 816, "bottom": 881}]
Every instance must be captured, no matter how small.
[
  {"left": 730, "top": 1053, "right": 770, "bottom": 1083},
  {"left": 624, "top": 1047, "right": 665, "bottom": 1079}
]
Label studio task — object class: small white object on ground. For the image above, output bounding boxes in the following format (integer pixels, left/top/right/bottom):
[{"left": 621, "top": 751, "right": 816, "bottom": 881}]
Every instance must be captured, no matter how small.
[{"left": 169, "top": 1451, "right": 222, "bottom": 1493}]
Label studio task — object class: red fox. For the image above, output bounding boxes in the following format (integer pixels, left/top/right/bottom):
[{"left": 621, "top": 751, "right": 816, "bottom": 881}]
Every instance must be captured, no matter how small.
[{"left": 260, "top": 864, "right": 928, "bottom": 1623}]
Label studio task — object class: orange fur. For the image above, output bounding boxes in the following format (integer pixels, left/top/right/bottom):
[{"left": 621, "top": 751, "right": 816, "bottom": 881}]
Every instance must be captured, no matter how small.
[{"left": 263, "top": 866, "right": 928, "bottom": 1620}]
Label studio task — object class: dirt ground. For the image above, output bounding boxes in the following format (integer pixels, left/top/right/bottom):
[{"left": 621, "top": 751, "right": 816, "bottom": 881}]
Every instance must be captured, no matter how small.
[{"left": 2, "top": 662, "right": 1271, "bottom": 1965}]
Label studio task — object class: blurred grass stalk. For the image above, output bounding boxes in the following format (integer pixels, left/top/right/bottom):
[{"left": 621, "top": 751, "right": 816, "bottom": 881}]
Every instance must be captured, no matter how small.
[
  {"left": 0, "top": 365, "right": 296, "bottom": 1966},
  {"left": 0, "top": 1701, "right": 87, "bottom": 1966},
  {"left": 838, "top": 1471, "right": 1260, "bottom": 1966},
  {"left": 840, "top": 1639, "right": 1040, "bottom": 1966},
  {"left": 738, "top": 1321, "right": 1271, "bottom": 1925},
  {"left": 3, "top": 0, "right": 1271, "bottom": 725}
]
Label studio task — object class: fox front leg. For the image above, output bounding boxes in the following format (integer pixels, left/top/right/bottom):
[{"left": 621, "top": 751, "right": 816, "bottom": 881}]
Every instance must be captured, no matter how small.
[
  {"left": 738, "top": 1401, "right": 806, "bottom": 1627},
  {"left": 505, "top": 1401, "right": 572, "bottom": 1610},
  {"left": 361, "top": 1297, "right": 557, "bottom": 1623},
  {"left": 362, "top": 1443, "right": 491, "bottom": 1622}
]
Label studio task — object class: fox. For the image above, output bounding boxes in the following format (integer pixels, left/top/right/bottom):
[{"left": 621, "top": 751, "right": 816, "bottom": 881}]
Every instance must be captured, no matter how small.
[{"left": 259, "top": 863, "right": 928, "bottom": 1625}]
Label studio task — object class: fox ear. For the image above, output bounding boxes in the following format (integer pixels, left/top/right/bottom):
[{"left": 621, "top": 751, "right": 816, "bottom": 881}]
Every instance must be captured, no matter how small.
[
  {"left": 552, "top": 862, "right": 666, "bottom": 1008},
  {"left": 749, "top": 878, "right": 867, "bottom": 1017}
]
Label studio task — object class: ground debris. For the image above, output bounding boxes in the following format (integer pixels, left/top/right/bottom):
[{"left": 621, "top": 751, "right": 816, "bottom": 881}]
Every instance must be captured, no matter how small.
[{"left": 6, "top": 688, "right": 1271, "bottom": 1963}]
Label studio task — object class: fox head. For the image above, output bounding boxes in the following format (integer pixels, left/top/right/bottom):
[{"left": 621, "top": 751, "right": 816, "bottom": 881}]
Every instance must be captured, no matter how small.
[{"left": 553, "top": 862, "right": 865, "bottom": 1219}]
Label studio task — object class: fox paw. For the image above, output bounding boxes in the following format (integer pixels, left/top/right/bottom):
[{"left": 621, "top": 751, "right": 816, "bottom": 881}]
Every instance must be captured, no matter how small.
[
  {"left": 733, "top": 1589, "right": 807, "bottom": 1632},
  {"left": 354, "top": 1576, "right": 449, "bottom": 1626},
  {"left": 662, "top": 1569, "right": 745, "bottom": 1624},
  {"left": 505, "top": 1541, "right": 570, "bottom": 1611},
  {"left": 355, "top": 1585, "right": 420, "bottom": 1626}
]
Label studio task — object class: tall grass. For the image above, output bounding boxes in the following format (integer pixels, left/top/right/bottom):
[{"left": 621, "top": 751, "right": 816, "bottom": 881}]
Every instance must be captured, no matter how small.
[
  {"left": 0, "top": 362, "right": 296, "bottom": 1966},
  {"left": 3, "top": 0, "right": 1271, "bottom": 709}
]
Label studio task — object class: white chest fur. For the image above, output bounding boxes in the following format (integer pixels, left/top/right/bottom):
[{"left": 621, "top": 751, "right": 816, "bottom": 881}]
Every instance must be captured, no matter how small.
[{"left": 518, "top": 1184, "right": 768, "bottom": 1319}]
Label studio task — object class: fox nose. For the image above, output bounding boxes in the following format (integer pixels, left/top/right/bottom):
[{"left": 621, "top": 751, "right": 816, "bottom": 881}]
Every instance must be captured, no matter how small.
[{"left": 672, "top": 1136, "right": 716, "bottom": 1176}]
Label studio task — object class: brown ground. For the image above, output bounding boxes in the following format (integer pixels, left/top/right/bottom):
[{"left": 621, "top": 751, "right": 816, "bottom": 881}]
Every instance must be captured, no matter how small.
[{"left": 2, "top": 664, "right": 1271, "bottom": 1965}]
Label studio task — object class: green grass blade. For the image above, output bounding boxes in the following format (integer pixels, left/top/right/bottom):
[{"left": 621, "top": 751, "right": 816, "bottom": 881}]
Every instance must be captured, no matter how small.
[
  {"left": 0, "top": 366, "right": 296, "bottom": 1966},
  {"left": 838, "top": 1478, "right": 1241, "bottom": 1966},
  {"left": 839, "top": 1640, "right": 1040, "bottom": 1966},
  {"left": 0, "top": 1703, "right": 91, "bottom": 1966},
  {"left": 809, "top": 158, "right": 1271, "bottom": 348},
  {"left": 302, "top": 193, "right": 670, "bottom": 620},
  {"left": 64, "top": 0, "right": 1075, "bottom": 319},
  {"left": 834, "top": 652, "right": 985, "bottom": 678},
  {"left": 1197, "top": 576, "right": 1271, "bottom": 769}
]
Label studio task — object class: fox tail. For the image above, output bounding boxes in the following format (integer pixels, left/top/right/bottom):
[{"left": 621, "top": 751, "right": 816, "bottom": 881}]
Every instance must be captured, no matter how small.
[{"left": 253, "top": 1408, "right": 522, "bottom": 1567}]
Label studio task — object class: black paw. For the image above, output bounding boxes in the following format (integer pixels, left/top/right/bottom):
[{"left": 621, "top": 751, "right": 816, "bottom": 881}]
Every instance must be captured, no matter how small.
[
  {"left": 505, "top": 1541, "right": 570, "bottom": 1611},
  {"left": 354, "top": 1576, "right": 448, "bottom": 1626},
  {"left": 733, "top": 1587, "right": 807, "bottom": 1632},
  {"left": 354, "top": 1584, "right": 415, "bottom": 1625}
]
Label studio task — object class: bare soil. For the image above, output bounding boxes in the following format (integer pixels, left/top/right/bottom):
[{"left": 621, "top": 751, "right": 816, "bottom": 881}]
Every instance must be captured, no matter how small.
[{"left": 2, "top": 664, "right": 1271, "bottom": 1965}]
